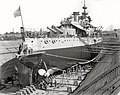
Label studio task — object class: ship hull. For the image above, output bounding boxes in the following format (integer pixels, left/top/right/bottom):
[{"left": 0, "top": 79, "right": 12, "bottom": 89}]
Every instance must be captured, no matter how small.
[
  {"left": 23, "top": 42, "right": 101, "bottom": 70},
  {"left": 41, "top": 46, "right": 91, "bottom": 69}
]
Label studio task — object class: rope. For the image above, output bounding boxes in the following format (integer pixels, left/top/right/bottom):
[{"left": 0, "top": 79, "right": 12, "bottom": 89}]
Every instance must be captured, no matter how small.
[{"left": 77, "top": 49, "right": 105, "bottom": 65}]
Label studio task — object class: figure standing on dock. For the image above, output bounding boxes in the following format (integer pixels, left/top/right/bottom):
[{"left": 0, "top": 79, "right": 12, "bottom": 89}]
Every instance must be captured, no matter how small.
[{"left": 18, "top": 43, "right": 23, "bottom": 54}]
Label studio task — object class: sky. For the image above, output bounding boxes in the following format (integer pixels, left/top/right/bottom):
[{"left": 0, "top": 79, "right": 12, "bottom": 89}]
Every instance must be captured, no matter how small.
[{"left": 0, "top": 0, "right": 120, "bottom": 34}]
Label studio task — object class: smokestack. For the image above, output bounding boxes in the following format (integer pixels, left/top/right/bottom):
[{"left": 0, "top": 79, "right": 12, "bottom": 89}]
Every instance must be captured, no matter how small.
[{"left": 72, "top": 12, "right": 79, "bottom": 22}]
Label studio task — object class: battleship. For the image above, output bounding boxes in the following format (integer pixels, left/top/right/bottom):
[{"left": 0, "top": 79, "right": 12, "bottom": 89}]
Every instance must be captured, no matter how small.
[
  {"left": 0, "top": 0, "right": 107, "bottom": 94},
  {"left": 18, "top": 0, "right": 102, "bottom": 71},
  {"left": 12, "top": 0, "right": 103, "bottom": 89}
]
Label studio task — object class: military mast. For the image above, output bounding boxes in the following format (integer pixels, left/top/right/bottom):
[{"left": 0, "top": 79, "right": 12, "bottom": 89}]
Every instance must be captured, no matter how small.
[{"left": 82, "top": 0, "right": 88, "bottom": 18}]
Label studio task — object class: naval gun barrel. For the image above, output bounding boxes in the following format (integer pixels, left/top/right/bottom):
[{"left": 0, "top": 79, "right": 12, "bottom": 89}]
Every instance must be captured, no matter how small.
[
  {"left": 47, "top": 27, "right": 57, "bottom": 33},
  {"left": 54, "top": 27, "right": 63, "bottom": 34}
]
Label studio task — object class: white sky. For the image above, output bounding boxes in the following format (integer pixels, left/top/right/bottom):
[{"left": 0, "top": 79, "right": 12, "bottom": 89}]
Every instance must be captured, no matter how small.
[{"left": 0, "top": 0, "right": 120, "bottom": 34}]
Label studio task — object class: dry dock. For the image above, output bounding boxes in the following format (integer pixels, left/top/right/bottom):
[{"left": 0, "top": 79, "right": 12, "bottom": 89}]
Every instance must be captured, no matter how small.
[
  {"left": 72, "top": 36, "right": 120, "bottom": 95},
  {"left": 0, "top": 62, "right": 92, "bottom": 95}
]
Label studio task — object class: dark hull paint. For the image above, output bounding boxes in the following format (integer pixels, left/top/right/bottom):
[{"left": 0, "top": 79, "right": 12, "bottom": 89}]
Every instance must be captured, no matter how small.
[
  {"left": 23, "top": 42, "right": 101, "bottom": 70},
  {"left": 41, "top": 46, "right": 91, "bottom": 69},
  {"left": 0, "top": 41, "right": 101, "bottom": 87}
]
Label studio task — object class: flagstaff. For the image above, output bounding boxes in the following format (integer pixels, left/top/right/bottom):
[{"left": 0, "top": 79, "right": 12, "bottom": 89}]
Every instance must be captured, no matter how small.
[
  {"left": 20, "top": 6, "right": 24, "bottom": 28},
  {"left": 14, "top": 6, "right": 25, "bottom": 41}
]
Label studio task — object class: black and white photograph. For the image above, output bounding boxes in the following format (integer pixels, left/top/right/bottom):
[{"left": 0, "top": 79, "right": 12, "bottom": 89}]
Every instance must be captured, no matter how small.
[{"left": 0, "top": 0, "right": 120, "bottom": 95}]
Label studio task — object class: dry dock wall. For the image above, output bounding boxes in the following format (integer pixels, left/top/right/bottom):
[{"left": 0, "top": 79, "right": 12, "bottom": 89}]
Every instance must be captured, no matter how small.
[{"left": 72, "top": 38, "right": 120, "bottom": 95}]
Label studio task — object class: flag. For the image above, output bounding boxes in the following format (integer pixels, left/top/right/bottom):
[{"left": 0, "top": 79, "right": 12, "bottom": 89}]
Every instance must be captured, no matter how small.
[{"left": 14, "top": 6, "right": 21, "bottom": 18}]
